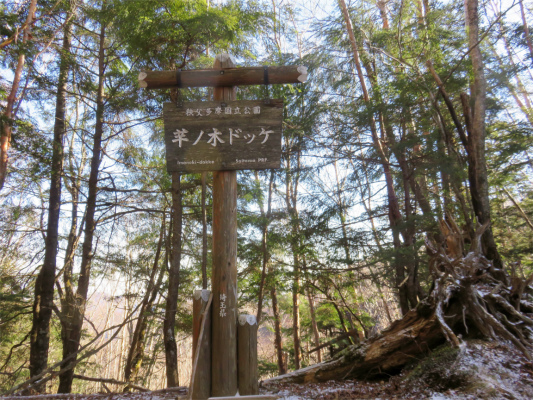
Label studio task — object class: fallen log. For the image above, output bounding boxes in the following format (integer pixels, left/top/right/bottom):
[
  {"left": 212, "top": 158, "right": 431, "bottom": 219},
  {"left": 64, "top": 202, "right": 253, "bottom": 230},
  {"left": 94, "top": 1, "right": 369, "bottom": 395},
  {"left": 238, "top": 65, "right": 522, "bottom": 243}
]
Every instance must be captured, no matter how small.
[
  {"left": 263, "top": 223, "right": 533, "bottom": 385},
  {"left": 264, "top": 307, "right": 447, "bottom": 384}
]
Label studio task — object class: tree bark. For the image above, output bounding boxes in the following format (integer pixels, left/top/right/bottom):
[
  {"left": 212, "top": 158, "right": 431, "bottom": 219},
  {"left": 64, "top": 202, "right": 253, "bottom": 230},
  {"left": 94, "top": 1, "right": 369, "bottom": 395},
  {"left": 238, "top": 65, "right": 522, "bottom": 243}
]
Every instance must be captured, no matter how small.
[
  {"left": 307, "top": 288, "right": 321, "bottom": 363},
  {"left": 256, "top": 170, "right": 274, "bottom": 324},
  {"left": 464, "top": 0, "right": 504, "bottom": 272},
  {"left": 164, "top": 172, "right": 182, "bottom": 387},
  {"left": 57, "top": 19, "right": 106, "bottom": 394},
  {"left": 0, "top": 0, "right": 37, "bottom": 191},
  {"left": 519, "top": 0, "right": 533, "bottom": 62},
  {"left": 124, "top": 219, "right": 166, "bottom": 389},
  {"left": 270, "top": 284, "right": 286, "bottom": 375},
  {"left": 264, "top": 309, "right": 444, "bottom": 384},
  {"left": 284, "top": 145, "right": 302, "bottom": 370},
  {"left": 28, "top": 15, "right": 70, "bottom": 391}
]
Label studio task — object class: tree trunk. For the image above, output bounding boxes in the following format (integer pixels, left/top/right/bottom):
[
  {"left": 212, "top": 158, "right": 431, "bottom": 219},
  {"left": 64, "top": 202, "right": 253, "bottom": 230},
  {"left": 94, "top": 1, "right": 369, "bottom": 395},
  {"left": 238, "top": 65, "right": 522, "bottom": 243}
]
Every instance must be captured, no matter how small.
[
  {"left": 519, "top": 0, "right": 533, "bottom": 62},
  {"left": 28, "top": 16, "right": 70, "bottom": 391},
  {"left": 0, "top": 0, "right": 37, "bottom": 191},
  {"left": 256, "top": 170, "right": 274, "bottom": 324},
  {"left": 464, "top": 0, "right": 504, "bottom": 272},
  {"left": 307, "top": 288, "right": 321, "bottom": 363},
  {"left": 124, "top": 219, "right": 166, "bottom": 390},
  {"left": 292, "top": 272, "right": 301, "bottom": 370},
  {"left": 164, "top": 172, "right": 182, "bottom": 387},
  {"left": 264, "top": 308, "right": 444, "bottom": 384},
  {"left": 285, "top": 146, "right": 302, "bottom": 370},
  {"left": 270, "top": 285, "right": 286, "bottom": 375},
  {"left": 57, "top": 19, "right": 106, "bottom": 394}
]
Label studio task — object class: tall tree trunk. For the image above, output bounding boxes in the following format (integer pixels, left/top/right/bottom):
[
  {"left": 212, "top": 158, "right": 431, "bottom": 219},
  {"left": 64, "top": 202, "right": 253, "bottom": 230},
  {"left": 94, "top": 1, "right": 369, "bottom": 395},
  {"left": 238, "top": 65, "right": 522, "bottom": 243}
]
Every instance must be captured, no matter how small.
[
  {"left": 270, "top": 284, "right": 286, "bottom": 375},
  {"left": 285, "top": 144, "right": 302, "bottom": 370},
  {"left": 291, "top": 260, "right": 301, "bottom": 370},
  {"left": 164, "top": 171, "right": 182, "bottom": 387},
  {"left": 256, "top": 170, "right": 274, "bottom": 324},
  {"left": 376, "top": 1, "right": 389, "bottom": 29},
  {"left": 307, "top": 288, "right": 321, "bottom": 363},
  {"left": 57, "top": 20, "right": 107, "bottom": 394},
  {"left": 124, "top": 219, "right": 166, "bottom": 390},
  {"left": 28, "top": 16, "right": 70, "bottom": 391},
  {"left": 0, "top": 0, "right": 37, "bottom": 191},
  {"left": 464, "top": 0, "right": 504, "bottom": 272},
  {"left": 57, "top": 120, "right": 84, "bottom": 396},
  {"left": 519, "top": 0, "right": 533, "bottom": 62}
]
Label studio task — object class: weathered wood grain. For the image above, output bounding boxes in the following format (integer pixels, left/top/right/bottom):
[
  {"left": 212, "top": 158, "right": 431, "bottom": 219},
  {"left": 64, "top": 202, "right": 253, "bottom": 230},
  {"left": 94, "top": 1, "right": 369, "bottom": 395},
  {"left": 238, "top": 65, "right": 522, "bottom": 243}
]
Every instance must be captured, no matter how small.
[
  {"left": 163, "top": 100, "right": 283, "bottom": 172},
  {"left": 139, "top": 65, "right": 307, "bottom": 89},
  {"left": 237, "top": 315, "right": 259, "bottom": 396},
  {"left": 211, "top": 54, "right": 238, "bottom": 398},
  {"left": 190, "top": 290, "right": 211, "bottom": 400}
]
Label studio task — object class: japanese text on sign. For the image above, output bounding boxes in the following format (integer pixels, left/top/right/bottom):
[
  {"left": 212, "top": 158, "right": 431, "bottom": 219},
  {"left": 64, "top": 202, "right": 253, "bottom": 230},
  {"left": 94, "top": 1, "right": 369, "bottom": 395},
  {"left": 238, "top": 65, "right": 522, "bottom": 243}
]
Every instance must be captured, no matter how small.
[
  {"left": 185, "top": 105, "right": 261, "bottom": 117},
  {"left": 163, "top": 99, "right": 283, "bottom": 172},
  {"left": 219, "top": 293, "right": 227, "bottom": 317},
  {"left": 171, "top": 127, "right": 273, "bottom": 147}
]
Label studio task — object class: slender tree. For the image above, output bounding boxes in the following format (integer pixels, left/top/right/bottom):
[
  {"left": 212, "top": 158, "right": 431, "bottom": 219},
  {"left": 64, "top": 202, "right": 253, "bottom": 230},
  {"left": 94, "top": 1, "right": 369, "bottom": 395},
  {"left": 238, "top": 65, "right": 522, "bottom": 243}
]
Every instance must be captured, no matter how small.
[
  {"left": 58, "top": 13, "right": 107, "bottom": 392},
  {"left": 124, "top": 219, "right": 166, "bottom": 390},
  {"left": 163, "top": 172, "right": 182, "bottom": 387},
  {"left": 28, "top": 11, "right": 72, "bottom": 389},
  {"left": 463, "top": 0, "right": 504, "bottom": 271},
  {"left": 0, "top": 0, "right": 37, "bottom": 191}
]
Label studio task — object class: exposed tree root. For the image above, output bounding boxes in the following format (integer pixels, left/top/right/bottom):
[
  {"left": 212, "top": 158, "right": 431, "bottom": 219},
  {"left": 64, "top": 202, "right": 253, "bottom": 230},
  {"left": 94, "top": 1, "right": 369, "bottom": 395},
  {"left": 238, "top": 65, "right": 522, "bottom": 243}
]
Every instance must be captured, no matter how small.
[{"left": 263, "top": 223, "right": 533, "bottom": 384}]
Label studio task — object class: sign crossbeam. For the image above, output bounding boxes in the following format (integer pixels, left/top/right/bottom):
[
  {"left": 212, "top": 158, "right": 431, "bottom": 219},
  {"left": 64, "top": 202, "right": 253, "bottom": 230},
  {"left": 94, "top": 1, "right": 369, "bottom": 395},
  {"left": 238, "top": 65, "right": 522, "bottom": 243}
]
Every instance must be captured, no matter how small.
[{"left": 139, "top": 64, "right": 307, "bottom": 89}]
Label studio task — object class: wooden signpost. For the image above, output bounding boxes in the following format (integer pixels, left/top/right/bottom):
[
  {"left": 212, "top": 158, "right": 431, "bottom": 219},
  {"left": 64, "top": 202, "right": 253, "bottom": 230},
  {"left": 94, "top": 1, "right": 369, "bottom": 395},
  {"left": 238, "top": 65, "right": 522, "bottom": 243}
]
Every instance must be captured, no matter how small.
[{"left": 140, "top": 54, "right": 306, "bottom": 399}]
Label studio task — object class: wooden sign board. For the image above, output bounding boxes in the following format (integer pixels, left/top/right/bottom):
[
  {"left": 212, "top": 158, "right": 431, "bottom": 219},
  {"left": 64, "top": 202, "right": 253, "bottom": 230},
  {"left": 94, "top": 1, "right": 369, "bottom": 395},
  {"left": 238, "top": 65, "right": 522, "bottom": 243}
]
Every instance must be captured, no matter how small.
[{"left": 163, "top": 100, "right": 283, "bottom": 172}]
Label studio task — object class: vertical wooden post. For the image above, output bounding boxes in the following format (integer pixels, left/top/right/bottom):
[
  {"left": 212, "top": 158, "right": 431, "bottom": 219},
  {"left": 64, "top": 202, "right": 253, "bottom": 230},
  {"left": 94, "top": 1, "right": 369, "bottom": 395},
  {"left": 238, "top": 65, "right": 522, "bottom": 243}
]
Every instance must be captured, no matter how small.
[
  {"left": 190, "top": 290, "right": 212, "bottom": 400},
  {"left": 211, "top": 53, "right": 238, "bottom": 397},
  {"left": 238, "top": 315, "right": 259, "bottom": 396}
]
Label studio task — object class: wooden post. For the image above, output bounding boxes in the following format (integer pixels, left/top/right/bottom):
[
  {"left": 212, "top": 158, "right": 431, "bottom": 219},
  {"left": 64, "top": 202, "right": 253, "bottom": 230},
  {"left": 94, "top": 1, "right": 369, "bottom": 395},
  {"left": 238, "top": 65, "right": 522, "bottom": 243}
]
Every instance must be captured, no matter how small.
[
  {"left": 190, "top": 289, "right": 211, "bottom": 400},
  {"left": 238, "top": 315, "right": 259, "bottom": 396},
  {"left": 211, "top": 53, "right": 238, "bottom": 397},
  {"left": 190, "top": 291, "right": 212, "bottom": 400}
]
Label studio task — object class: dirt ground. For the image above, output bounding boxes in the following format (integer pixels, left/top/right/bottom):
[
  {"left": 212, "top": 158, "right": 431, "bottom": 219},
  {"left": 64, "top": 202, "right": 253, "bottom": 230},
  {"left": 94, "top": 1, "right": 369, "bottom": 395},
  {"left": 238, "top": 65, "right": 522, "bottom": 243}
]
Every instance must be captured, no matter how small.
[
  {"left": 3, "top": 341, "right": 532, "bottom": 400},
  {"left": 261, "top": 340, "right": 533, "bottom": 399}
]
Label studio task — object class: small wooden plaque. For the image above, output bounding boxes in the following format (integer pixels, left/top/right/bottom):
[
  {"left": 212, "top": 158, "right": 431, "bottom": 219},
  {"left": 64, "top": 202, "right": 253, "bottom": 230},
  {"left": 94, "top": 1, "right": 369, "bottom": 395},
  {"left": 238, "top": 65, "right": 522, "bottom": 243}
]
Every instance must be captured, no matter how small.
[{"left": 163, "top": 100, "right": 283, "bottom": 172}]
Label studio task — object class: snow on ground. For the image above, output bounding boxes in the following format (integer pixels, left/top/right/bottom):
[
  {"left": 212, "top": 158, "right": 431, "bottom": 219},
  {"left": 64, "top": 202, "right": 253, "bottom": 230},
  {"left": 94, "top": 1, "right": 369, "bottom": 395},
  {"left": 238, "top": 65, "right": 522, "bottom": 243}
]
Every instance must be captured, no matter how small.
[
  {"left": 261, "top": 340, "right": 533, "bottom": 399},
  {"left": 3, "top": 341, "right": 532, "bottom": 400}
]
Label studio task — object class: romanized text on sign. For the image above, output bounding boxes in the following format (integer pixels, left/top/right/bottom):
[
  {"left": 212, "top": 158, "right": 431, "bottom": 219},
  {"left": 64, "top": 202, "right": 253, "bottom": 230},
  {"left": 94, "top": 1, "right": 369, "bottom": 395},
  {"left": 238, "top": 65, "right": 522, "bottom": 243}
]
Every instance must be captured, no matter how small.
[{"left": 163, "top": 100, "right": 283, "bottom": 172}]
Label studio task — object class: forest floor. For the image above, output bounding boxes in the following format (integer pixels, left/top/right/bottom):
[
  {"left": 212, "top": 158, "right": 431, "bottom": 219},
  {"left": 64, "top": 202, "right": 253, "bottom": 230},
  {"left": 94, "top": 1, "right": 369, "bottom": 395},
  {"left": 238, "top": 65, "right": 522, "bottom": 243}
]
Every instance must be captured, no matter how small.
[
  {"left": 261, "top": 340, "right": 533, "bottom": 399},
  {"left": 3, "top": 340, "right": 532, "bottom": 400}
]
